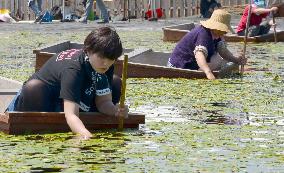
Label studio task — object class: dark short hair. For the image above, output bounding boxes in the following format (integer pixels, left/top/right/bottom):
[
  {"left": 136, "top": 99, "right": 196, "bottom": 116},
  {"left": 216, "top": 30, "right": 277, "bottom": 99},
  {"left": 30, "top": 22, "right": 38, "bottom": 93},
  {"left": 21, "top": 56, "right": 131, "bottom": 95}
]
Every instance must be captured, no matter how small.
[{"left": 84, "top": 26, "right": 123, "bottom": 60}]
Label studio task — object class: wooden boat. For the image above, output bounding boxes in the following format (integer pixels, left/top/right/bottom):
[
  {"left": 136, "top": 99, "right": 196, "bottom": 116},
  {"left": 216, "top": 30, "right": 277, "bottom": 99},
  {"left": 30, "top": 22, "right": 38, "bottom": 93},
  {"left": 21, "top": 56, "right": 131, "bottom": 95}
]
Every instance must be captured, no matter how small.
[
  {"left": 163, "top": 23, "right": 284, "bottom": 42},
  {"left": 162, "top": 23, "right": 196, "bottom": 42},
  {"left": 34, "top": 41, "right": 238, "bottom": 79},
  {"left": 0, "top": 112, "right": 145, "bottom": 135},
  {"left": 0, "top": 75, "right": 145, "bottom": 135}
]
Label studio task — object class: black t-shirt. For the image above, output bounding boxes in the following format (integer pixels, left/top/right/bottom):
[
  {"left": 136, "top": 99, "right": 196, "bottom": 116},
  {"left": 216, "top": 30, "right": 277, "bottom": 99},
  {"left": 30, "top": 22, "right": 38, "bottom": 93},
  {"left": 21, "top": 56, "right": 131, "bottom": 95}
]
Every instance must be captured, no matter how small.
[{"left": 31, "top": 49, "right": 111, "bottom": 112}]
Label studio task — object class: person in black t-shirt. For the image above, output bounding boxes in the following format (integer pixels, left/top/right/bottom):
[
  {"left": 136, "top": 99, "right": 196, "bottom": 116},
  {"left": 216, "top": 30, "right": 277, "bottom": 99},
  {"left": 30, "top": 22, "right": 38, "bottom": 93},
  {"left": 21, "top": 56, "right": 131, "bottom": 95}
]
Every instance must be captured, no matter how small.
[{"left": 13, "top": 26, "right": 128, "bottom": 139}]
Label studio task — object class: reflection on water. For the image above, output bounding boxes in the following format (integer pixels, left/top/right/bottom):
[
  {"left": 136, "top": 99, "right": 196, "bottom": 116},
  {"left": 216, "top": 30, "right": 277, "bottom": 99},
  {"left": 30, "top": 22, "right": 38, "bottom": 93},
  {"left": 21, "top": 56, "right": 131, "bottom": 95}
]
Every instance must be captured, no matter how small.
[
  {"left": 30, "top": 167, "right": 63, "bottom": 173},
  {"left": 203, "top": 114, "right": 244, "bottom": 125},
  {"left": 131, "top": 105, "right": 190, "bottom": 122},
  {"left": 210, "top": 102, "right": 228, "bottom": 107}
]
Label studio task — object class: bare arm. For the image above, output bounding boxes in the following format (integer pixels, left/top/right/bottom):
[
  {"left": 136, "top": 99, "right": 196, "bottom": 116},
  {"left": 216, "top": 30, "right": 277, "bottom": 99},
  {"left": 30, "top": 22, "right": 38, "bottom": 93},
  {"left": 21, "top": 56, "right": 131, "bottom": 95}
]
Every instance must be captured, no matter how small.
[
  {"left": 195, "top": 51, "right": 215, "bottom": 80},
  {"left": 217, "top": 42, "right": 239, "bottom": 63},
  {"left": 253, "top": 7, "right": 278, "bottom": 15},
  {"left": 64, "top": 99, "right": 92, "bottom": 138},
  {"left": 217, "top": 41, "right": 247, "bottom": 65},
  {"left": 95, "top": 94, "right": 128, "bottom": 118}
]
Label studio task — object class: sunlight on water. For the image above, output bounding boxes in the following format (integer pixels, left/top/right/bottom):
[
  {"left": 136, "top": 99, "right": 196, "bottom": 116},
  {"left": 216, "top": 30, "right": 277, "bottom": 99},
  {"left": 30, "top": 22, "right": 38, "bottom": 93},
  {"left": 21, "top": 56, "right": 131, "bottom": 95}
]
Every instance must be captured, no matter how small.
[{"left": 131, "top": 105, "right": 189, "bottom": 122}]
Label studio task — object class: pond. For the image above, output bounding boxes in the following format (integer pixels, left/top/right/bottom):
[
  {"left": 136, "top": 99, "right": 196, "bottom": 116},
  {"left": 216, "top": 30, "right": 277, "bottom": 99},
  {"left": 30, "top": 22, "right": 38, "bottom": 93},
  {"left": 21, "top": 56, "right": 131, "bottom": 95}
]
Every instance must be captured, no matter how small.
[{"left": 0, "top": 30, "right": 283, "bottom": 172}]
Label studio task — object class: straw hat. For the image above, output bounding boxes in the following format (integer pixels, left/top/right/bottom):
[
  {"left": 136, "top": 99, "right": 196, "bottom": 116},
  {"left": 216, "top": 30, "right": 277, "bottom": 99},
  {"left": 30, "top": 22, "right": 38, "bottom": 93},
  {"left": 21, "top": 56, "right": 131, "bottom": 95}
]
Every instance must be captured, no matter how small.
[{"left": 200, "top": 9, "right": 234, "bottom": 33}]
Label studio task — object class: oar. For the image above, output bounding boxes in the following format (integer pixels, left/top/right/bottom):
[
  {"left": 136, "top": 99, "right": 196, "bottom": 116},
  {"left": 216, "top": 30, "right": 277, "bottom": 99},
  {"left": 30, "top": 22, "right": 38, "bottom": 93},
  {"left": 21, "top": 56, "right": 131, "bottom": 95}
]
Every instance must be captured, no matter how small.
[
  {"left": 118, "top": 54, "right": 128, "bottom": 131},
  {"left": 272, "top": 14, "right": 277, "bottom": 43},
  {"left": 241, "top": 0, "right": 253, "bottom": 75}
]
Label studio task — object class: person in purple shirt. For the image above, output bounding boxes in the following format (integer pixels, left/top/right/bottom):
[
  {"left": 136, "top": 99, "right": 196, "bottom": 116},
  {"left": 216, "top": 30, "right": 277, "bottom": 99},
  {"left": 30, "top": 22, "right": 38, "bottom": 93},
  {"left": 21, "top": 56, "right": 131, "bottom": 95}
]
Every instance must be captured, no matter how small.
[{"left": 168, "top": 9, "right": 247, "bottom": 80}]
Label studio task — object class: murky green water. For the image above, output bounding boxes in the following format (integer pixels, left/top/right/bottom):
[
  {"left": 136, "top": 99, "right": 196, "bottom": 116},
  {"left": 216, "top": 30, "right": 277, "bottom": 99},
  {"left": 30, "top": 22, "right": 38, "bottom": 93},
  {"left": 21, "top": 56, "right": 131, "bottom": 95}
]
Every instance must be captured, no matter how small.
[{"left": 0, "top": 30, "right": 283, "bottom": 172}]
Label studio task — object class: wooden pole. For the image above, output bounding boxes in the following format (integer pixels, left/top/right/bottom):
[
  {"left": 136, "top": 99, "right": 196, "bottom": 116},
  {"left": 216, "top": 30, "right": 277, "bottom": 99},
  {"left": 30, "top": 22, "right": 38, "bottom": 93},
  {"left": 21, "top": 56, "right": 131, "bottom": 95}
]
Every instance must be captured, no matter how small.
[
  {"left": 241, "top": 0, "right": 252, "bottom": 75},
  {"left": 128, "top": 0, "right": 130, "bottom": 22},
  {"left": 272, "top": 14, "right": 277, "bottom": 43},
  {"left": 268, "top": 0, "right": 277, "bottom": 43},
  {"left": 123, "top": 0, "right": 127, "bottom": 20},
  {"left": 118, "top": 54, "right": 128, "bottom": 131}
]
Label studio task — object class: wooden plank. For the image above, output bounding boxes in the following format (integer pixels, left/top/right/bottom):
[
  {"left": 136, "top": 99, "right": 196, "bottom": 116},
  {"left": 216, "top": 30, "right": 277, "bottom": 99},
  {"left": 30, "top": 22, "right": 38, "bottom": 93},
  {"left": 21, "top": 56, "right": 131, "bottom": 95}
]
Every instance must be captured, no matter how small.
[
  {"left": 125, "top": 48, "right": 152, "bottom": 59},
  {"left": 224, "top": 31, "right": 284, "bottom": 42},
  {"left": 7, "top": 112, "right": 145, "bottom": 124},
  {"left": 33, "top": 41, "right": 71, "bottom": 54},
  {"left": 0, "top": 113, "right": 9, "bottom": 134},
  {"left": 162, "top": 23, "right": 195, "bottom": 42},
  {"left": 0, "top": 112, "right": 145, "bottom": 134},
  {"left": 34, "top": 41, "right": 72, "bottom": 72},
  {"left": 0, "top": 89, "right": 19, "bottom": 95},
  {"left": 35, "top": 52, "right": 56, "bottom": 72},
  {"left": 0, "top": 113, "right": 9, "bottom": 123},
  {"left": 114, "top": 59, "right": 217, "bottom": 79}
]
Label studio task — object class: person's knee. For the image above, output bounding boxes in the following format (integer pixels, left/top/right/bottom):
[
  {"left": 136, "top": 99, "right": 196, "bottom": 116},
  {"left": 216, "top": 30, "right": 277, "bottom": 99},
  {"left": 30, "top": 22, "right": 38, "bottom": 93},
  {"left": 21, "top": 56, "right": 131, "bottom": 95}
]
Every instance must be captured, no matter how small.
[
  {"left": 22, "top": 79, "right": 47, "bottom": 98},
  {"left": 23, "top": 79, "right": 41, "bottom": 92},
  {"left": 18, "top": 79, "right": 51, "bottom": 111}
]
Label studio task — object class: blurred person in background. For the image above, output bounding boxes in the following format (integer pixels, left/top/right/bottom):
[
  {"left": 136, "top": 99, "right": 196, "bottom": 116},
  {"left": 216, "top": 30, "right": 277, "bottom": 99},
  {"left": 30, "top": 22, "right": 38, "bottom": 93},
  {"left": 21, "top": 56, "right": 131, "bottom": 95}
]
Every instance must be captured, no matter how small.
[
  {"left": 77, "top": 0, "right": 109, "bottom": 23},
  {"left": 236, "top": 0, "right": 278, "bottom": 36}
]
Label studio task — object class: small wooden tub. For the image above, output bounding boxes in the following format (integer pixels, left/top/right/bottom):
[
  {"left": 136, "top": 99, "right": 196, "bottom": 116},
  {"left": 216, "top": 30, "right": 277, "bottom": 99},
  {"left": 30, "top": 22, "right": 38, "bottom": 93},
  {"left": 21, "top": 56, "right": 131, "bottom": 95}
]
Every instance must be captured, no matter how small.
[
  {"left": 162, "top": 23, "right": 284, "bottom": 43},
  {"left": 0, "top": 112, "right": 145, "bottom": 135}
]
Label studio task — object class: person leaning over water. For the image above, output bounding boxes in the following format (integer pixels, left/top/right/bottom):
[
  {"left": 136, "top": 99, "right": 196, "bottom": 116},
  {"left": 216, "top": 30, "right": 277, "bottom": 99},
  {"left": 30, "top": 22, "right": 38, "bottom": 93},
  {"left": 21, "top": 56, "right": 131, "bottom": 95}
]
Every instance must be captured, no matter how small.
[
  {"left": 7, "top": 26, "right": 128, "bottom": 139},
  {"left": 167, "top": 9, "right": 247, "bottom": 80},
  {"left": 236, "top": 0, "right": 278, "bottom": 37}
]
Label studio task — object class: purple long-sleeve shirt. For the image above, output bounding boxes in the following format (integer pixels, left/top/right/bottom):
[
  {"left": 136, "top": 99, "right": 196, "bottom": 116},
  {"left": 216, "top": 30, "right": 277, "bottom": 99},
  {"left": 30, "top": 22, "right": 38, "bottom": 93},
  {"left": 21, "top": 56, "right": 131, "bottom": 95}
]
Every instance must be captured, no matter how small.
[{"left": 169, "top": 25, "right": 221, "bottom": 70}]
